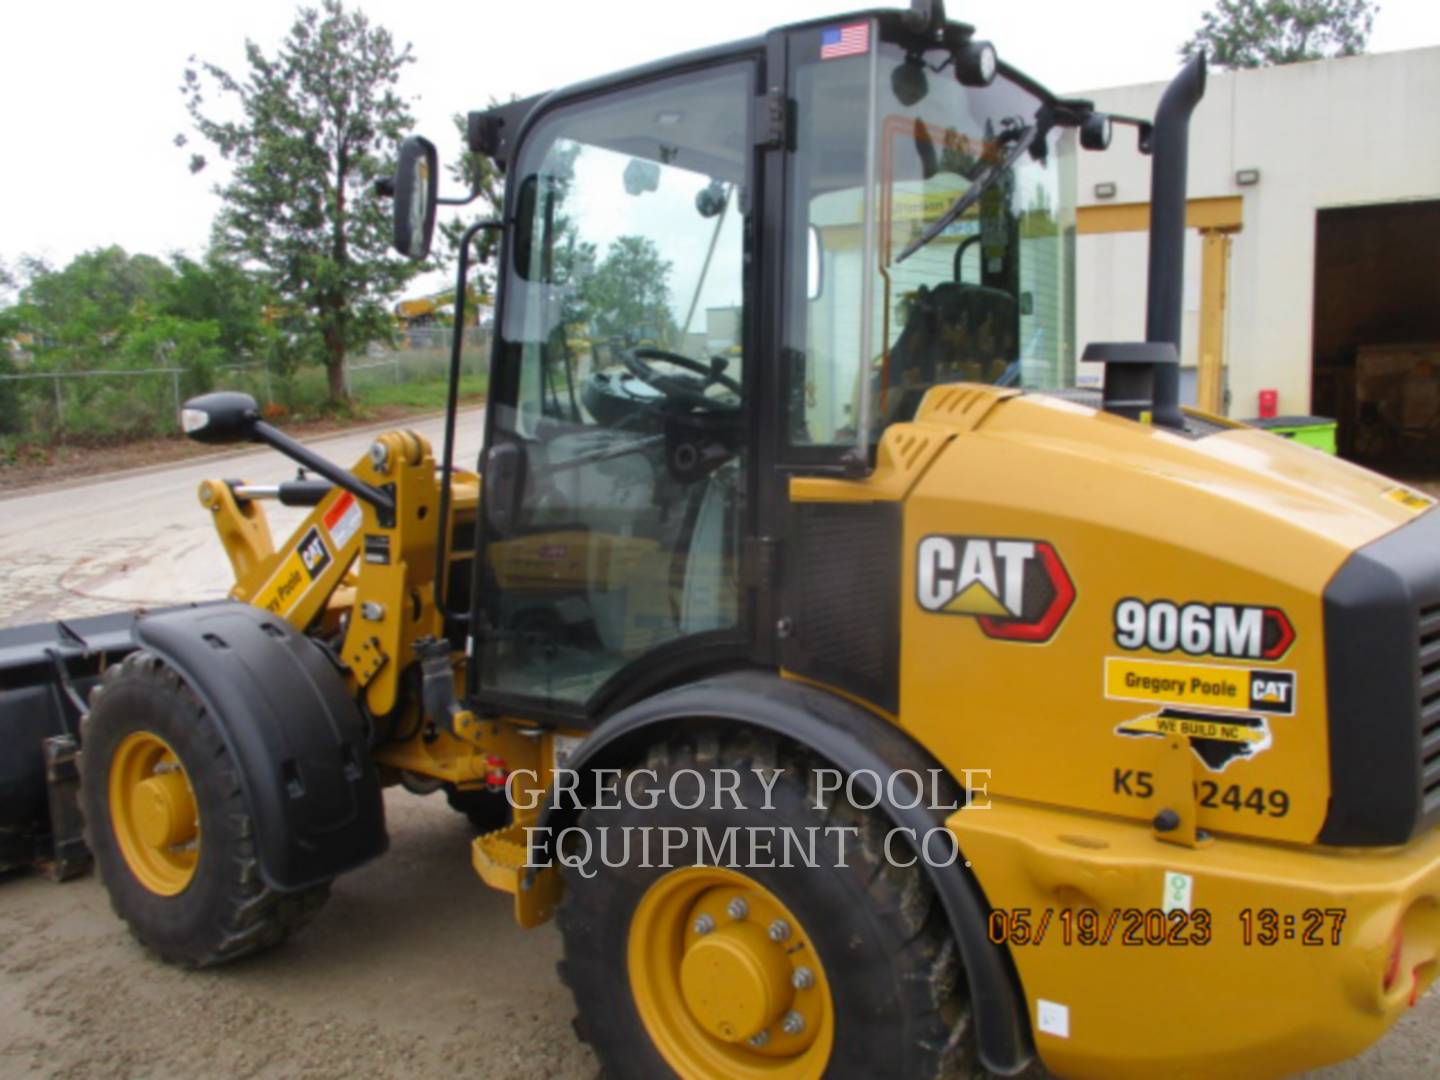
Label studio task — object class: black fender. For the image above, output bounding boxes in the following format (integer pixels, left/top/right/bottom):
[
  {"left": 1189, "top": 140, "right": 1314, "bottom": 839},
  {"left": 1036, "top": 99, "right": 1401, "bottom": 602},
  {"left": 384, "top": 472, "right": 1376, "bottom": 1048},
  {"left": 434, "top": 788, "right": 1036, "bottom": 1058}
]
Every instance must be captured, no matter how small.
[
  {"left": 531, "top": 670, "right": 1032, "bottom": 1075},
  {"left": 131, "top": 602, "right": 386, "bottom": 890}
]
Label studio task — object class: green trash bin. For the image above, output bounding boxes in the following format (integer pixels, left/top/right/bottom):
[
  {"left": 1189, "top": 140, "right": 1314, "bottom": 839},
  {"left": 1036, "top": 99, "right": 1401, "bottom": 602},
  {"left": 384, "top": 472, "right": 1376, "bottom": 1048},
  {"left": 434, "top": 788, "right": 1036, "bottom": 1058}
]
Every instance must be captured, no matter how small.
[{"left": 1245, "top": 415, "right": 1338, "bottom": 455}]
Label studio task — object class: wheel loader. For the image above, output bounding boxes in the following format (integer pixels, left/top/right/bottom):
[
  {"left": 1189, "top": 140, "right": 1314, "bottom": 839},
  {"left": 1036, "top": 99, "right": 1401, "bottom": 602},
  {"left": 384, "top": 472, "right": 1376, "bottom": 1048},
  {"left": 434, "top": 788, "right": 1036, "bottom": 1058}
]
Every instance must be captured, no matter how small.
[{"left": 4, "top": 3, "right": 1440, "bottom": 1077}]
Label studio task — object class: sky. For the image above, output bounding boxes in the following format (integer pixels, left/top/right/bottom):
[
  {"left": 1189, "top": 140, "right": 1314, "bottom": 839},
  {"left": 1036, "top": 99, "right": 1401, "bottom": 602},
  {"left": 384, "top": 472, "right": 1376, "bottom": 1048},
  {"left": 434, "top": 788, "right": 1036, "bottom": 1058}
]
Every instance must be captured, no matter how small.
[{"left": 3, "top": 0, "right": 1436, "bottom": 284}]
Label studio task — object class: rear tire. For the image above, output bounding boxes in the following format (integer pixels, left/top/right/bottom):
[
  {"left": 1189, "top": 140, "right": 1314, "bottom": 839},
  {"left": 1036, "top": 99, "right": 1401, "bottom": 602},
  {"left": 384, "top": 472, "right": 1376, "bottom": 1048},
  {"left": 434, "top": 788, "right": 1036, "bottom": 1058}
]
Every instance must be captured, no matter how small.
[
  {"left": 556, "top": 728, "right": 971, "bottom": 1079},
  {"left": 79, "top": 651, "right": 330, "bottom": 967}
]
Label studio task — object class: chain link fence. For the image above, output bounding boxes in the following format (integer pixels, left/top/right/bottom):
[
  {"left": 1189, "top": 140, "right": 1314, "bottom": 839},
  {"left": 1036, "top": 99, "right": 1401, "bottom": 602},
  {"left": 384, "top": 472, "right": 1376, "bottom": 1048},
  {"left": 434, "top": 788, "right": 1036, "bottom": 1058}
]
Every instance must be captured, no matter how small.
[
  {"left": 343, "top": 327, "right": 489, "bottom": 396},
  {"left": 0, "top": 328, "right": 492, "bottom": 446}
]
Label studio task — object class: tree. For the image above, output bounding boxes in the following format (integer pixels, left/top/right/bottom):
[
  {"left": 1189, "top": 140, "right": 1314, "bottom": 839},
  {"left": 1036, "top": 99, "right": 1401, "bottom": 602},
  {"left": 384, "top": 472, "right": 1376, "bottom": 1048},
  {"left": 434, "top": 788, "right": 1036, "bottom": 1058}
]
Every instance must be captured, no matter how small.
[
  {"left": 14, "top": 247, "right": 174, "bottom": 369},
  {"left": 120, "top": 316, "right": 225, "bottom": 396},
  {"left": 582, "top": 236, "right": 676, "bottom": 346},
  {"left": 1181, "top": 0, "right": 1379, "bottom": 69},
  {"left": 0, "top": 306, "right": 21, "bottom": 436},
  {"left": 180, "top": 0, "right": 422, "bottom": 403},
  {"left": 163, "top": 253, "right": 275, "bottom": 361}
]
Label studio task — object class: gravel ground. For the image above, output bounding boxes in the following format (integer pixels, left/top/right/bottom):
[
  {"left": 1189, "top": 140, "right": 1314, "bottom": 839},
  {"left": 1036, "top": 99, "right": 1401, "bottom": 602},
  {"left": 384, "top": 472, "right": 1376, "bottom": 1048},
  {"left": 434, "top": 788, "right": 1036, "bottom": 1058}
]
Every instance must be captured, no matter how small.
[{"left": 0, "top": 791, "right": 597, "bottom": 1079}]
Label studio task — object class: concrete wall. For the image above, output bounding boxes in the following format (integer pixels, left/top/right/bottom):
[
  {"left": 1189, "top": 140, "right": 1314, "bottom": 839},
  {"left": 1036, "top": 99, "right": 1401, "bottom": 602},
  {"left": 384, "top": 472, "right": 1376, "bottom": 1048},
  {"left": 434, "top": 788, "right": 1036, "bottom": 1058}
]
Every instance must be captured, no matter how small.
[{"left": 1071, "top": 47, "right": 1440, "bottom": 417}]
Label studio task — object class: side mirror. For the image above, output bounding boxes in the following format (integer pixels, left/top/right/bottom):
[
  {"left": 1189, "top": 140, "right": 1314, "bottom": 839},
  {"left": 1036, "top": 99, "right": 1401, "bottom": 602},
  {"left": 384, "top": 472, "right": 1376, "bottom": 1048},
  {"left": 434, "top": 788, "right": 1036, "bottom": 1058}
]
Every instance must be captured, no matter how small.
[
  {"left": 392, "top": 135, "right": 439, "bottom": 260},
  {"left": 1080, "top": 113, "right": 1114, "bottom": 151},
  {"left": 181, "top": 391, "right": 259, "bottom": 445}
]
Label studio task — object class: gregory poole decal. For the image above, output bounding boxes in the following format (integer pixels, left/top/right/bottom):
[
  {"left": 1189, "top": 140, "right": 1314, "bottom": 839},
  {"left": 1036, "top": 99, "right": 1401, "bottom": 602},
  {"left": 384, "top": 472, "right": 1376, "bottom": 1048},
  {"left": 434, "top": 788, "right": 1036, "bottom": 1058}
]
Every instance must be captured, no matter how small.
[
  {"left": 1104, "top": 657, "right": 1296, "bottom": 716},
  {"left": 1113, "top": 599, "right": 1294, "bottom": 661},
  {"left": 254, "top": 526, "right": 332, "bottom": 616},
  {"left": 916, "top": 536, "right": 1075, "bottom": 642}
]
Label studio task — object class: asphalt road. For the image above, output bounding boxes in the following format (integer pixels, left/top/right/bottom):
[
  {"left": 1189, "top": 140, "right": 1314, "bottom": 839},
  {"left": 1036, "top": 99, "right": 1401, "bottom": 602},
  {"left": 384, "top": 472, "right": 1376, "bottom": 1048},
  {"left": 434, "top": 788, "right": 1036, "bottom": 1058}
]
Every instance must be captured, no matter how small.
[
  {"left": 0, "top": 410, "right": 486, "bottom": 628},
  {"left": 0, "top": 414, "right": 1436, "bottom": 1078}
]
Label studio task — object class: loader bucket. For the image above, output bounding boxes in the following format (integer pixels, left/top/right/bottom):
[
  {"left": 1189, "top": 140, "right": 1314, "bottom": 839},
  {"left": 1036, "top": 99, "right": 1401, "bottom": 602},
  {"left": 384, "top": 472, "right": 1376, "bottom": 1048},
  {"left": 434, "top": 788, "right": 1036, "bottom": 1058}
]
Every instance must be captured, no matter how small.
[{"left": 0, "top": 610, "right": 145, "bottom": 877}]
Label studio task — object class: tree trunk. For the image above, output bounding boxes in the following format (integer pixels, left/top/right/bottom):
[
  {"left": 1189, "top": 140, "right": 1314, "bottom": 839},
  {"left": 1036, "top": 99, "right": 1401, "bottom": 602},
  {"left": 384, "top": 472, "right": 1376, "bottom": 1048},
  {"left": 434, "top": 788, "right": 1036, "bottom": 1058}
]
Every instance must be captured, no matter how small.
[
  {"left": 324, "top": 324, "right": 347, "bottom": 405},
  {"left": 327, "top": 145, "right": 350, "bottom": 406}
]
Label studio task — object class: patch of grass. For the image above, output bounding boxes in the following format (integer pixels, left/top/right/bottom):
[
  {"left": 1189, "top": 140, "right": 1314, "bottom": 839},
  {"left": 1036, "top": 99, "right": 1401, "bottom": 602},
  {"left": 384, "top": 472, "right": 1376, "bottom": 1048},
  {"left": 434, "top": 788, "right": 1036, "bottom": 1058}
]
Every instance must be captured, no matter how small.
[{"left": 355, "top": 373, "right": 488, "bottom": 411}]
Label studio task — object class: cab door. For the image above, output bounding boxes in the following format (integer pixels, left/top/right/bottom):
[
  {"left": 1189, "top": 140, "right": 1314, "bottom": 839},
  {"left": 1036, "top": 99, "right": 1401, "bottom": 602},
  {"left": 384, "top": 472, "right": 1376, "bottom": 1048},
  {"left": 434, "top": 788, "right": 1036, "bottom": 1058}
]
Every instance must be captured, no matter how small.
[{"left": 476, "top": 60, "right": 758, "bottom": 715}]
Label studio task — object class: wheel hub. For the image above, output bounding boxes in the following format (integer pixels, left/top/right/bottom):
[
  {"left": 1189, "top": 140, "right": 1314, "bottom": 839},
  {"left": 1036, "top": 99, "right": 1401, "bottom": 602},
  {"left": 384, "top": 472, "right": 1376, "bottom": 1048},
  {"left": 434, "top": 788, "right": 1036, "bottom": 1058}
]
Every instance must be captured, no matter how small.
[
  {"left": 131, "top": 773, "right": 198, "bottom": 849},
  {"left": 628, "top": 866, "right": 832, "bottom": 1078},
  {"left": 679, "top": 920, "right": 792, "bottom": 1041},
  {"left": 108, "top": 731, "right": 200, "bottom": 896}
]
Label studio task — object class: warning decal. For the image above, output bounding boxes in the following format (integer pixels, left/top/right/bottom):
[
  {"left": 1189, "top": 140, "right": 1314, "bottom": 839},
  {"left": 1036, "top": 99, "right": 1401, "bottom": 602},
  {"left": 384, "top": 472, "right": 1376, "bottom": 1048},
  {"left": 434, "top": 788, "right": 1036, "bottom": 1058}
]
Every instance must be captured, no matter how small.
[
  {"left": 323, "top": 491, "right": 363, "bottom": 549},
  {"left": 1382, "top": 486, "right": 1436, "bottom": 514}
]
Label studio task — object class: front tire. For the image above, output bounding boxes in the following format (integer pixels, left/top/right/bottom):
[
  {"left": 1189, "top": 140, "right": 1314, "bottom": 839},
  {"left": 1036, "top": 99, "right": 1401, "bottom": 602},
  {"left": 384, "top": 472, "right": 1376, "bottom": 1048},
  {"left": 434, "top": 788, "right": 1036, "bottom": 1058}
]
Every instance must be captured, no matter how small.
[
  {"left": 79, "top": 651, "right": 329, "bottom": 967},
  {"left": 444, "top": 784, "right": 511, "bottom": 832},
  {"left": 556, "top": 729, "right": 970, "bottom": 1079}
]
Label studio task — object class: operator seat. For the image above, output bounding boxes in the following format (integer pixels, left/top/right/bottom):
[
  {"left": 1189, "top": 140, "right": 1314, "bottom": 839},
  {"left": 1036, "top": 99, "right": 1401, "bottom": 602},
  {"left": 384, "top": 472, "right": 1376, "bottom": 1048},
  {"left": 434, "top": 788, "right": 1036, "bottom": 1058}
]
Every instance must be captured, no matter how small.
[{"left": 879, "top": 282, "right": 1018, "bottom": 427}]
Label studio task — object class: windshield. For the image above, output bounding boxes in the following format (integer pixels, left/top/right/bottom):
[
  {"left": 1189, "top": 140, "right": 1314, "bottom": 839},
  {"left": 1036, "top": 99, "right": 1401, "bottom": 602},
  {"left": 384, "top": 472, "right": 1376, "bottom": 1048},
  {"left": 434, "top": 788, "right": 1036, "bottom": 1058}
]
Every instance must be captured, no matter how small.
[{"left": 784, "top": 20, "right": 1076, "bottom": 454}]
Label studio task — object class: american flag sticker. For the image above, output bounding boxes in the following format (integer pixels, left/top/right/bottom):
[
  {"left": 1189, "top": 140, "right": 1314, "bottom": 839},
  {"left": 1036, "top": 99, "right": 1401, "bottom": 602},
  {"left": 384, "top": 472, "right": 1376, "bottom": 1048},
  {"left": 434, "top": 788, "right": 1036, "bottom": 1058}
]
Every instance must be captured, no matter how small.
[{"left": 820, "top": 22, "right": 869, "bottom": 60}]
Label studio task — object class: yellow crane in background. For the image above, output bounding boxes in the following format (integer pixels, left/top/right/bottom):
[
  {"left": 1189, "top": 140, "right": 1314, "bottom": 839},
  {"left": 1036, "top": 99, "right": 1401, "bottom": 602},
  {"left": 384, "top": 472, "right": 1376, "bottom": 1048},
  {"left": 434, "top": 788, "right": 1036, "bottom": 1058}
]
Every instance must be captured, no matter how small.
[{"left": 394, "top": 284, "right": 486, "bottom": 328}]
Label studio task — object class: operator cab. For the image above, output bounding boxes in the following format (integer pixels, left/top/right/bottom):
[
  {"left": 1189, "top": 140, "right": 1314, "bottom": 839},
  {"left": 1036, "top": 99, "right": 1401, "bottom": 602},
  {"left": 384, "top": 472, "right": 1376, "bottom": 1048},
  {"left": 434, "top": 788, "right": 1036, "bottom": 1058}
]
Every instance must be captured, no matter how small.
[{"left": 390, "top": 1, "right": 1120, "bottom": 721}]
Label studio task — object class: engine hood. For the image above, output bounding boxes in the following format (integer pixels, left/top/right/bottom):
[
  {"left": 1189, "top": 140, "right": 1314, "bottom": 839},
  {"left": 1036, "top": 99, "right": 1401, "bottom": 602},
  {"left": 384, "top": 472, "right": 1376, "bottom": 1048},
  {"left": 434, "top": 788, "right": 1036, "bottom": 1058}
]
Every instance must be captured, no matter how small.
[
  {"left": 880, "top": 386, "right": 1437, "bottom": 846},
  {"left": 939, "top": 392, "right": 1427, "bottom": 592}
]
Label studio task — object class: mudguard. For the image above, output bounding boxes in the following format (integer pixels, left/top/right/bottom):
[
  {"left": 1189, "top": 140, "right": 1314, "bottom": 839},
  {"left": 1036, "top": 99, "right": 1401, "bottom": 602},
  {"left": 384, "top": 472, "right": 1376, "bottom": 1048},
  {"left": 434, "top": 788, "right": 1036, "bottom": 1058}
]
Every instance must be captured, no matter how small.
[
  {"left": 133, "top": 602, "right": 386, "bottom": 890},
  {"left": 531, "top": 670, "right": 1033, "bottom": 1076}
]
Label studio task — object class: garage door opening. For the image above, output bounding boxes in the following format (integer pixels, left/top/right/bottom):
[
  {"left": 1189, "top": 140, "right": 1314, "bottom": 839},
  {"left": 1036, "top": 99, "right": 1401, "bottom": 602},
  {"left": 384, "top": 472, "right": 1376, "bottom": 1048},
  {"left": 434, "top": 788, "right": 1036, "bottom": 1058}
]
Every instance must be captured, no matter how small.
[{"left": 1311, "top": 200, "right": 1440, "bottom": 473}]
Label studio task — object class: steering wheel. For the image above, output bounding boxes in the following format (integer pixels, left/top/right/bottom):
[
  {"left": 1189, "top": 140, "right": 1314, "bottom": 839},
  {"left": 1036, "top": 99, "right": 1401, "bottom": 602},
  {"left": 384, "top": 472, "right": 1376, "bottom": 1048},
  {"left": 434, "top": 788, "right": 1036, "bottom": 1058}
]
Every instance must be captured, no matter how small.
[{"left": 622, "top": 347, "right": 742, "bottom": 412}]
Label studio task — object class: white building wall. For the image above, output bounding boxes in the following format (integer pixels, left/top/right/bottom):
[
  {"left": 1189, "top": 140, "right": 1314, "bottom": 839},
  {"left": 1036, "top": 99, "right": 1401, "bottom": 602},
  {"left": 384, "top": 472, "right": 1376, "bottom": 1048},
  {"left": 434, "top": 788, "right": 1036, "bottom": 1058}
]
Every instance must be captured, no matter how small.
[{"left": 1072, "top": 47, "right": 1440, "bottom": 417}]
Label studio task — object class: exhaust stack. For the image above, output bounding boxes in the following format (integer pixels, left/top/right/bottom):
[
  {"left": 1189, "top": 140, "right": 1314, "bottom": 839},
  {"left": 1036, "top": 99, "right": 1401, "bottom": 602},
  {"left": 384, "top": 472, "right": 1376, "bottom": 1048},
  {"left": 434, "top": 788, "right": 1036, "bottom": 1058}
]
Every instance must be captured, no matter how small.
[{"left": 1144, "top": 52, "right": 1207, "bottom": 430}]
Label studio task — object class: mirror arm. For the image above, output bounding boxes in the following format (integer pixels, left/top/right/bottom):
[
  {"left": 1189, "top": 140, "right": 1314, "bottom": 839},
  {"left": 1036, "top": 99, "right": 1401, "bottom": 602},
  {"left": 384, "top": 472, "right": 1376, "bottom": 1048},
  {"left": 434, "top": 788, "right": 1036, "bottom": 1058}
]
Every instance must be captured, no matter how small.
[
  {"left": 432, "top": 217, "right": 506, "bottom": 623},
  {"left": 436, "top": 190, "right": 490, "bottom": 207},
  {"left": 1107, "top": 113, "right": 1156, "bottom": 154},
  {"left": 251, "top": 420, "right": 396, "bottom": 519}
]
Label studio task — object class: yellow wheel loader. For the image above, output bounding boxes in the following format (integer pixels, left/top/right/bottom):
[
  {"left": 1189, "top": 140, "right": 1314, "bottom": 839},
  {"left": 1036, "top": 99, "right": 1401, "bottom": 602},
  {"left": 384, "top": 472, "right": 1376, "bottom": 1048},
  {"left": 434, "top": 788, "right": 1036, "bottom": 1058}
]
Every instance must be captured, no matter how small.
[{"left": 5, "top": 3, "right": 1440, "bottom": 1077}]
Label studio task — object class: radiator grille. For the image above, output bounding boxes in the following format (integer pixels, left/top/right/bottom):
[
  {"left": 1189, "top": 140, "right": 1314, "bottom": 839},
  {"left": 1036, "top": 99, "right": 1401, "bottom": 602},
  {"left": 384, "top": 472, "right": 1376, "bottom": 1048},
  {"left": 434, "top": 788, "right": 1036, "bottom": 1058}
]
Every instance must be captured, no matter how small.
[
  {"left": 783, "top": 503, "right": 901, "bottom": 713},
  {"left": 1321, "top": 507, "right": 1440, "bottom": 845}
]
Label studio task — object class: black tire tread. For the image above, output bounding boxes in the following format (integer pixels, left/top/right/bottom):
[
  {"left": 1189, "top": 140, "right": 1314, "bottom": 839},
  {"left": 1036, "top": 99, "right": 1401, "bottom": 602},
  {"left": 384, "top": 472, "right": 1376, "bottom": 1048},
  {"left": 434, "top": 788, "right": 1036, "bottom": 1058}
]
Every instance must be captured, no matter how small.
[
  {"left": 78, "top": 650, "right": 329, "bottom": 968},
  {"left": 443, "top": 784, "right": 512, "bottom": 833},
  {"left": 556, "top": 727, "right": 973, "bottom": 1080}
]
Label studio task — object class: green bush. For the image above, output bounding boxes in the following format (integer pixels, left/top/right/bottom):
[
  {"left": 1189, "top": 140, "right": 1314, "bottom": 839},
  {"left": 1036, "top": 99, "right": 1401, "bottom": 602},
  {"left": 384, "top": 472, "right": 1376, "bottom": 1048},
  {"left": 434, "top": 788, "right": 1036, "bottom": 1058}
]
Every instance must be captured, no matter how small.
[{"left": 0, "top": 354, "right": 20, "bottom": 437}]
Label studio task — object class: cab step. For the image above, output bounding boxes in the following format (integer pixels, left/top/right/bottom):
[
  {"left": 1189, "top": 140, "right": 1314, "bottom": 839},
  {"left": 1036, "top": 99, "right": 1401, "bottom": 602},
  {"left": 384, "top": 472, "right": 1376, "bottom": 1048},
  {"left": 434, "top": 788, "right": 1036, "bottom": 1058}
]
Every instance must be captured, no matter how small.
[{"left": 471, "top": 822, "right": 560, "bottom": 928}]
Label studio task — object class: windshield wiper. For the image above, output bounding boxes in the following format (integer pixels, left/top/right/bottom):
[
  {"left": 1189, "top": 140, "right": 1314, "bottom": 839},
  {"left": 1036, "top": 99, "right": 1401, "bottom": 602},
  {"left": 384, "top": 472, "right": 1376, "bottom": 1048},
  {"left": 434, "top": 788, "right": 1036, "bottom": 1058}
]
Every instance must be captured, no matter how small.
[{"left": 894, "top": 113, "right": 1050, "bottom": 265}]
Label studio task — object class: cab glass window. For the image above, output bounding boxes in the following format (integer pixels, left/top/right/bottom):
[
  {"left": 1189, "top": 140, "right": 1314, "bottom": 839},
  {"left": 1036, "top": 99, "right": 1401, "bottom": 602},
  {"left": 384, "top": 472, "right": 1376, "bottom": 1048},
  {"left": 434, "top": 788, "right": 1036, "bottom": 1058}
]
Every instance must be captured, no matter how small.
[
  {"left": 785, "top": 24, "right": 1076, "bottom": 452},
  {"left": 483, "top": 64, "right": 751, "bottom": 708}
]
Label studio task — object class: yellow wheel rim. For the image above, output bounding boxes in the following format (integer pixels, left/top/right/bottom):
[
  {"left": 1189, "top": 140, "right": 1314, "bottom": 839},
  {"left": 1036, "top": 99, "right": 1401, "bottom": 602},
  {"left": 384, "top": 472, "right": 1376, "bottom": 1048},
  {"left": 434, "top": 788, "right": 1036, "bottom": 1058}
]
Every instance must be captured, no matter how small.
[
  {"left": 628, "top": 866, "right": 833, "bottom": 1079},
  {"left": 107, "top": 731, "right": 200, "bottom": 896}
]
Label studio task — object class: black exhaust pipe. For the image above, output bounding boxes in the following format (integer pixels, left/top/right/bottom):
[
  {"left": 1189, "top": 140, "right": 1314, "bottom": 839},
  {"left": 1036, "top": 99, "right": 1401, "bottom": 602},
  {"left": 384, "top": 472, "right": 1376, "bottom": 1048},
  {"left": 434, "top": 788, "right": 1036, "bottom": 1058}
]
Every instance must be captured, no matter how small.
[{"left": 1144, "top": 52, "right": 1207, "bottom": 430}]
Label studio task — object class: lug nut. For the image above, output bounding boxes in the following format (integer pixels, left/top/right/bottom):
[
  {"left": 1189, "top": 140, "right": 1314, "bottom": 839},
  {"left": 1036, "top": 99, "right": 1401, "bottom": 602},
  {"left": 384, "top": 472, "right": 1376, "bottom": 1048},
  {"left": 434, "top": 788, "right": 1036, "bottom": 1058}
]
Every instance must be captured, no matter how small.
[
  {"left": 781, "top": 1011, "right": 805, "bottom": 1035},
  {"left": 768, "top": 919, "right": 791, "bottom": 942},
  {"left": 791, "top": 966, "right": 814, "bottom": 990},
  {"left": 727, "top": 898, "right": 749, "bottom": 919},
  {"left": 693, "top": 914, "right": 715, "bottom": 935},
  {"left": 747, "top": 1030, "right": 770, "bottom": 1047}
]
